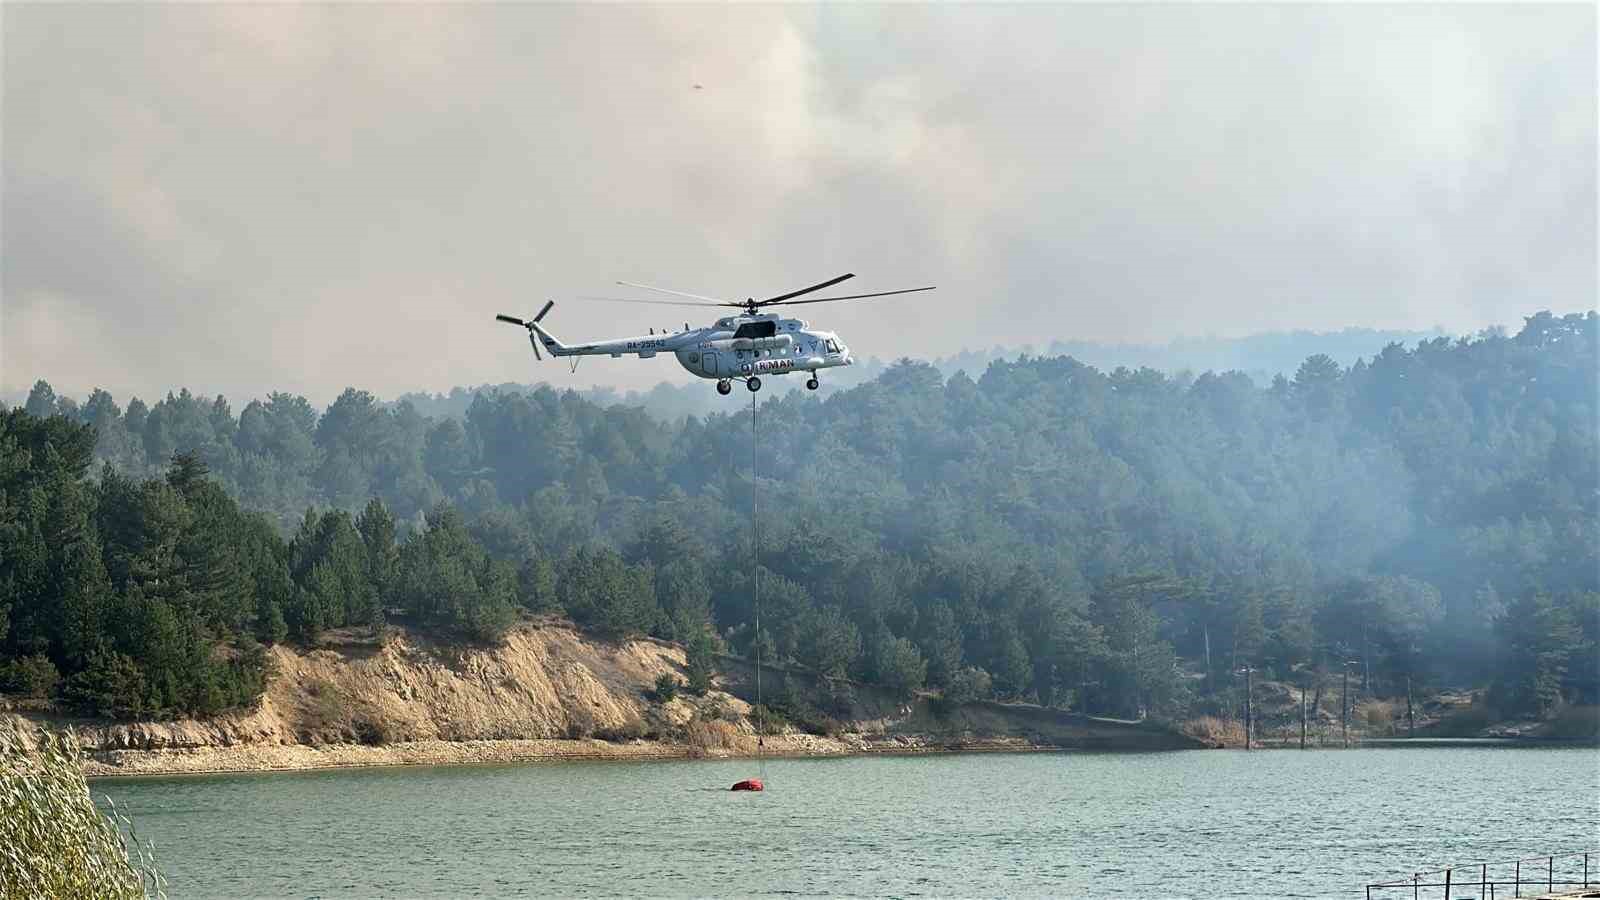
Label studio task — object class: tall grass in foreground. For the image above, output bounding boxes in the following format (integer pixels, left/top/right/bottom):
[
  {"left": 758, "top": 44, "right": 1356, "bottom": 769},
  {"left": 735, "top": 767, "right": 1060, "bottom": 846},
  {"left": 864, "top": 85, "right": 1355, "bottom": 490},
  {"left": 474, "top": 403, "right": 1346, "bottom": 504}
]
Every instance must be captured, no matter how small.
[{"left": 0, "top": 720, "right": 165, "bottom": 899}]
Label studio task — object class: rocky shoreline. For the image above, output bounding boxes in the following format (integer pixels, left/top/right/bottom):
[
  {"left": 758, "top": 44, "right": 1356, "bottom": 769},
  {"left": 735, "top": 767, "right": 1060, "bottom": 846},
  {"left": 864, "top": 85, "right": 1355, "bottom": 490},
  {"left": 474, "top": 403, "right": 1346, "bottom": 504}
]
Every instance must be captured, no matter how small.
[
  {"left": 4, "top": 623, "right": 1203, "bottom": 779},
  {"left": 83, "top": 733, "right": 1054, "bottom": 778}
]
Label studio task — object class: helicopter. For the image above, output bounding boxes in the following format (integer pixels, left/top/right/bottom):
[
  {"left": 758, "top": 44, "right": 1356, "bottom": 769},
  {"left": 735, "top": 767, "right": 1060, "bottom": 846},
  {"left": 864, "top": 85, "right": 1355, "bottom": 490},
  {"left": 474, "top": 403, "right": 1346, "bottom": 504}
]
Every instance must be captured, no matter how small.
[{"left": 496, "top": 274, "right": 935, "bottom": 395}]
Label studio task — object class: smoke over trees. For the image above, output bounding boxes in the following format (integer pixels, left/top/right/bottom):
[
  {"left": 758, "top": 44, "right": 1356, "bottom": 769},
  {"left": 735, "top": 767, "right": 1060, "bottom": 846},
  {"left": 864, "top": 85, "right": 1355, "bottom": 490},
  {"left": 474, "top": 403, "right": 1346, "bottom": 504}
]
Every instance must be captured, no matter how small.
[{"left": 2, "top": 311, "right": 1595, "bottom": 724}]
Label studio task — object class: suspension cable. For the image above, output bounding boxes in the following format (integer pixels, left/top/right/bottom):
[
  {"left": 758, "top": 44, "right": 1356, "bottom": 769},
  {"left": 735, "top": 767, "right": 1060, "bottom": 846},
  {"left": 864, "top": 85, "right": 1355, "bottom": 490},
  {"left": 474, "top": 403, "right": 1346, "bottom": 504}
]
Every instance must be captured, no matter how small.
[{"left": 752, "top": 388, "right": 765, "bottom": 783}]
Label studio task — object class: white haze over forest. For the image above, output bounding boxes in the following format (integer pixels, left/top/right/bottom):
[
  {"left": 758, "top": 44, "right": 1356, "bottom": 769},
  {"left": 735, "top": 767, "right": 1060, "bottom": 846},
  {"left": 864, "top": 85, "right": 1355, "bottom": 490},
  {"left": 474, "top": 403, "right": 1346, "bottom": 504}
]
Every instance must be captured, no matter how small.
[{"left": 3, "top": 4, "right": 1594, "bottom": 405}]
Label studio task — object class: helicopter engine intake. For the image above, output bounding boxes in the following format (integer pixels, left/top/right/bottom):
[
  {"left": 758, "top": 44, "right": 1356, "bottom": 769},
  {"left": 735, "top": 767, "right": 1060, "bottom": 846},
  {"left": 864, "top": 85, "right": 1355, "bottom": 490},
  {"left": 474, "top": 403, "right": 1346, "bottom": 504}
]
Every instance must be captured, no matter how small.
[{"left": 707, "top": 334, "right": 794, "bottom": 353}]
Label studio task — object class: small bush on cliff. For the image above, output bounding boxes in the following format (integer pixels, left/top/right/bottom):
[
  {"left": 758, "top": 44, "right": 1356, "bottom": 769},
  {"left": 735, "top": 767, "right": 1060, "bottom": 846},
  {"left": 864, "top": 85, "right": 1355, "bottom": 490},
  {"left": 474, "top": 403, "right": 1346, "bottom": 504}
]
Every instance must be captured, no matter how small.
[
  {"left": 0, "top": 721, "right": 165, "bottom": 898},
  {"left": 749, "top": 704, "right": 787, "bottom": 736},
  {"left": 651, "top": 674, "right": 679, "bottom": 703},
  {"left": 298, "top": 678, "right": 353, "bottom": 743},
  {"left": 594, "top": 720, "right": 647, "bottom": 742},
  {"left": 766, "top": 684, "right": 842, "bottom": 736},
  {"left": 0, "top": 654, "right": 61, "bottom": 699}
]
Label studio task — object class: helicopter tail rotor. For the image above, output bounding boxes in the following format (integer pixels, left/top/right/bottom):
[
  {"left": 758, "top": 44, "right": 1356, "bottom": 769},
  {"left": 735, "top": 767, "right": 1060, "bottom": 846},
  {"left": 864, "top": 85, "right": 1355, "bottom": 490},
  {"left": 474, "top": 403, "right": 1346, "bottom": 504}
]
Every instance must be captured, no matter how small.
[{"left": 496, "top": 300, "right": 556, "bottom": 360}]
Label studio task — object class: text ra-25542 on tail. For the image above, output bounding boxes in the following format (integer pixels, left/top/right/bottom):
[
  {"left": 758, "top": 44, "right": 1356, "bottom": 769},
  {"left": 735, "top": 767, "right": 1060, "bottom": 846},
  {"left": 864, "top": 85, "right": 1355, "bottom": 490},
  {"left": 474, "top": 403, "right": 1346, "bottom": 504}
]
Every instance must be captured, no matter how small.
[{"left": 496, "top": 273, "right": 935, "bottom": 395}]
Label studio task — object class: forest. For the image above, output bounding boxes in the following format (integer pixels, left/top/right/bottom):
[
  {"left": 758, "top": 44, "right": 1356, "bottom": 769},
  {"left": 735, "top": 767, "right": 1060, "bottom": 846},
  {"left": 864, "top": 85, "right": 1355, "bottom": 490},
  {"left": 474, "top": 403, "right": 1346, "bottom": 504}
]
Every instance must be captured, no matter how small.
[{"left": 2, "top": 310, "right": 1595, "bottom": 728}]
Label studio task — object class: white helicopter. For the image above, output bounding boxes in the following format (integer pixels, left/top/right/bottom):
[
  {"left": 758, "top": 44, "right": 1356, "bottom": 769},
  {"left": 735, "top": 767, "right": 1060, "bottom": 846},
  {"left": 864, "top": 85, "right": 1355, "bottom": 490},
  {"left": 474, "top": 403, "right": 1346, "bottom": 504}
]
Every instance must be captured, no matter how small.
[{"left": 496, "top": 274, "right": 935, "bottom": 395}]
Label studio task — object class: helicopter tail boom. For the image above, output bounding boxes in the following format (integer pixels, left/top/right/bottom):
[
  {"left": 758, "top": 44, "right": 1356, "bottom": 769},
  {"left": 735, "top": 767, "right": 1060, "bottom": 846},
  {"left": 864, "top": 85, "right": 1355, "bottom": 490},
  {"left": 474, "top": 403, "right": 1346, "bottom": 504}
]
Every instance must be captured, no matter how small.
[{"left": 528, "top": 319, "right": 573, "bottom": 358}]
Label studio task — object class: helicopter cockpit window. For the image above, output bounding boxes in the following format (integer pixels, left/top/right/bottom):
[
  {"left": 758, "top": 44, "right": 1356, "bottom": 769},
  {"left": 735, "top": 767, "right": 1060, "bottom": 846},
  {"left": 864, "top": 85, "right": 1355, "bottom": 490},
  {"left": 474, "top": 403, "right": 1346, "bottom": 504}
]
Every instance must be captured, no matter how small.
[
  {"left": 825, "top": 339, "right": 839, "bottom": 353},
  {"left": 733, "top": 321, "right": 777, "bottom": 339}
]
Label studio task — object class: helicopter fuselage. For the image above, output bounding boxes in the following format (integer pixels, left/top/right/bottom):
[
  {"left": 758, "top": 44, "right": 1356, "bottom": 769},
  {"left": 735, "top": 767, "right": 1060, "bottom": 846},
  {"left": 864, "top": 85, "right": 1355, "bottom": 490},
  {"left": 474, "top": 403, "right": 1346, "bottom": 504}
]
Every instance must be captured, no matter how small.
[
  {"left": 532, "top": 312, "right": 852, "bottom": 381},
  {"left": 500, "top": 272, "right": 930, "bottom": 392}
]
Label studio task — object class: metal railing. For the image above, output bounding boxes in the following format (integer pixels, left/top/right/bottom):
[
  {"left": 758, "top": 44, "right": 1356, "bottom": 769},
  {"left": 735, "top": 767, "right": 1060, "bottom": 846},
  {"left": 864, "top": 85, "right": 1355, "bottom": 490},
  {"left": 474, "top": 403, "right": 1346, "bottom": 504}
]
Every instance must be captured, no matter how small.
[{"left": 1367, "top": 849, "right": 1599, "bottom": 898}]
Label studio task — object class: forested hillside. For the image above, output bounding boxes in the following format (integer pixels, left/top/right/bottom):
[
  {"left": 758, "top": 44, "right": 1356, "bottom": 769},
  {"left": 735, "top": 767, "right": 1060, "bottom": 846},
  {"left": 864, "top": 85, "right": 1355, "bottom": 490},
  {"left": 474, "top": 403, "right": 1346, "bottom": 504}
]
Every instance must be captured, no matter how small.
[
  {"left": 387, "top": 324, "right": 1443, "bottom": 423},
  {"left": 4, "top": 311, "right": 1595, "bottom": 727}
]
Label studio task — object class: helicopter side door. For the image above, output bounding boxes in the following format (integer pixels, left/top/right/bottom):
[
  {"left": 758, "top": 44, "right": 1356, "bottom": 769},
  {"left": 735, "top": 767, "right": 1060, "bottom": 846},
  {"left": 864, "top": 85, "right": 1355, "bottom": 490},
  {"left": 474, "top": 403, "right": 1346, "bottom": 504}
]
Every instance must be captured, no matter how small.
[{"left": 701, "top": 350, "right": 719, "bottom": 377}]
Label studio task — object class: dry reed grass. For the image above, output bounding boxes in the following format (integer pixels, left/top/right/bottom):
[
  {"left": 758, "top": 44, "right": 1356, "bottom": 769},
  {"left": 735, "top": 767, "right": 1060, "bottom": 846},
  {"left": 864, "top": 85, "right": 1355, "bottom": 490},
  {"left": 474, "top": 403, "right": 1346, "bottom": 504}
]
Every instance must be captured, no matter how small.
[
  {"left": 1181, "top": 715, "right": 1247, "bottom": 748},
  {"left": 684, "top": 718, "right": 745, "bottom": 757},
  {"left": 0, "top": 719, "right": 165, "bottom": 899},
  {"left": 1358, "top": 699, "right": 1398, "bottom": 735}
]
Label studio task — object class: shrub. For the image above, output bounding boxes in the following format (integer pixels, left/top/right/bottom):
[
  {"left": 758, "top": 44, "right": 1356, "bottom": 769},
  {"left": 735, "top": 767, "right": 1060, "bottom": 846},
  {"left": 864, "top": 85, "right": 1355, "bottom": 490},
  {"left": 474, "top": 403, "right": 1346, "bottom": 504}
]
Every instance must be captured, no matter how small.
[
  {"left": 1359, "top": 700, "right": 1398, "bottom": 735},
  {"left": 651, "top": 673, "right": 679, "bottom": 704},
  {"left": 64, "top": 652, "right": 149, "bottom": 720},
  {"left": 684, "top": 627, "right": 717, "bottom": 696},
  {"left": 564, "top": 709, "right": 596, "bottom": 740},
  {"left": 0, "top": 720, "right": 165, "bottom": 898},
  {"left": 593, "top": 720, "right": 646, "bottom": 742},
  {"left": 684, "top": 718, "right": 742, "bottom": 757},
  {"left": 875, "top": 636, "right": 927, "bottom": 699},
  {"left": 749, "top": 703, "right": 787, "bottom": 736},
  {"left": 1426, "top": 703, "right": 1498, "bottom": 737},
  {"left": 298, "top": 678, "right": 351, "bottom": 743},
  {"left": 945, "top": 667, "right": 994, "bottom": 706},
  {"left": 0, "top": 655, "right": 61, "bottom": 699},
  {"left": 1547, "top": 705, "right": 1600, "bottom": 740},
  {"left": 1181, "top": 715, "right": 1247, "bottom": 748}
]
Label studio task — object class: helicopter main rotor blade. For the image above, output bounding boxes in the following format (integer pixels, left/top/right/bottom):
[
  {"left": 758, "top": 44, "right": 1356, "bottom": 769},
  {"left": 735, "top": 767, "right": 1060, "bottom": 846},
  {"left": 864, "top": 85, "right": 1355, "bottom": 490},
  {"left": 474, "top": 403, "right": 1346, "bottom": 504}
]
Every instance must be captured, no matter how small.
[
  {"left": 616, "top": 281, "right": 731, "bottom": 304},
  {"left": 495, "top": 314, "right": 528, "bottom": 326},
  {"left": 581, "top": 295, "right": 728, "bottom": 308},
  {"left": 768, "top": 285, "right": 937, "bottom": 306},
  {"left": 757, "top": 273, "right": 855, "bottom": 305}
]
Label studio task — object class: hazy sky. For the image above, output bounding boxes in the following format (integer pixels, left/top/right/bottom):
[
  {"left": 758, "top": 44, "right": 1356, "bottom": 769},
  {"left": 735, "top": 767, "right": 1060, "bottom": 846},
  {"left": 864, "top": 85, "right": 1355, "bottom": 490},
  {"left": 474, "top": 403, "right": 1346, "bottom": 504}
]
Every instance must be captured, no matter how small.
[{"left": 3, "top": 4, "right": 1594, "bottom": 404}]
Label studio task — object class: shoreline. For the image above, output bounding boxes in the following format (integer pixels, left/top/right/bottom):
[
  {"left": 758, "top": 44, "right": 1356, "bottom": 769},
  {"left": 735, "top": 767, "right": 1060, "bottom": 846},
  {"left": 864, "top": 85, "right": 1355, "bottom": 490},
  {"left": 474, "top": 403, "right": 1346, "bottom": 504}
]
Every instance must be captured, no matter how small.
[
  {"left": 87, "top": 732, "right": 1593, "bottom": 780},
  {"left": 82, "top": 733, "right": 1063, "bottom": 779}
]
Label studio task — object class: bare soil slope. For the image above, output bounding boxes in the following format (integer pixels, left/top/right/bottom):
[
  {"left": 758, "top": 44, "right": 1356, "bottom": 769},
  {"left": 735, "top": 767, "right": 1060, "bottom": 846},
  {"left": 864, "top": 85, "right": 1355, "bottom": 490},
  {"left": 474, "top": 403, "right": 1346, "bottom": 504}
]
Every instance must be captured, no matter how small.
[{"left": 8, "top": 621, "right": 1203, "bottom": 775}]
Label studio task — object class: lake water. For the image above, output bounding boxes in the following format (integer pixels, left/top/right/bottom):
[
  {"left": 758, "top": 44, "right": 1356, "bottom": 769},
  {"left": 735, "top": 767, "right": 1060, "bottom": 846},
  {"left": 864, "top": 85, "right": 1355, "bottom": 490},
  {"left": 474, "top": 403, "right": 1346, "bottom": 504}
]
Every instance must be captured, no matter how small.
[{"left": 96, "top": 746, "right": 1599, "bottom": 898}]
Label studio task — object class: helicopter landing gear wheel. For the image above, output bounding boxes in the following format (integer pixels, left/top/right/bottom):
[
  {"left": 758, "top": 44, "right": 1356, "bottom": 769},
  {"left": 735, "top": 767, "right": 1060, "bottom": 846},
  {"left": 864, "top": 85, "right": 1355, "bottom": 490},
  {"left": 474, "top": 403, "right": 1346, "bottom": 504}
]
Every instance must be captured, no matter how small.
[
  {"left": 716, "top": 380, "right": 732, "bottom": 396},
  {"left": 805, "top": 377, "right": 819, "bottom": 391},
  {"left": 746, "top": 376, "right": 762, "bottom": 393}
]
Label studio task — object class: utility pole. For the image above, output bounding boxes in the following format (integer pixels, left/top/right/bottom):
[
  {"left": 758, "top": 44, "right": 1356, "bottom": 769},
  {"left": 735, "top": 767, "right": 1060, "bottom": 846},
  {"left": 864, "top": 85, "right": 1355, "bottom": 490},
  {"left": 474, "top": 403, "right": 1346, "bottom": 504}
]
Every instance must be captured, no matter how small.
[
  {"left": 1236, "top": 666, "right": 1255, "bottom": 750},
  {"left": 1405, "top": 642, "right": 1417, "bottom": 739},
  {"left": 1246, "top": 666, "right": 1254, "bottom": 750},
  {"left": 1341, "top": 659, "right": 1359, "bottom": 748},
  {"left": 1300, "top": 685, "right": 1307, "bottom": 750},
  {"left": 1342, "top": 662, "right": 1350, "bottom": 748},
  {"left": 1362, "top": 626, "right": 1371, "bottom": 694},
  {"left": 1406, "top": 673, "right": 1415, "bottom": 738}
]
